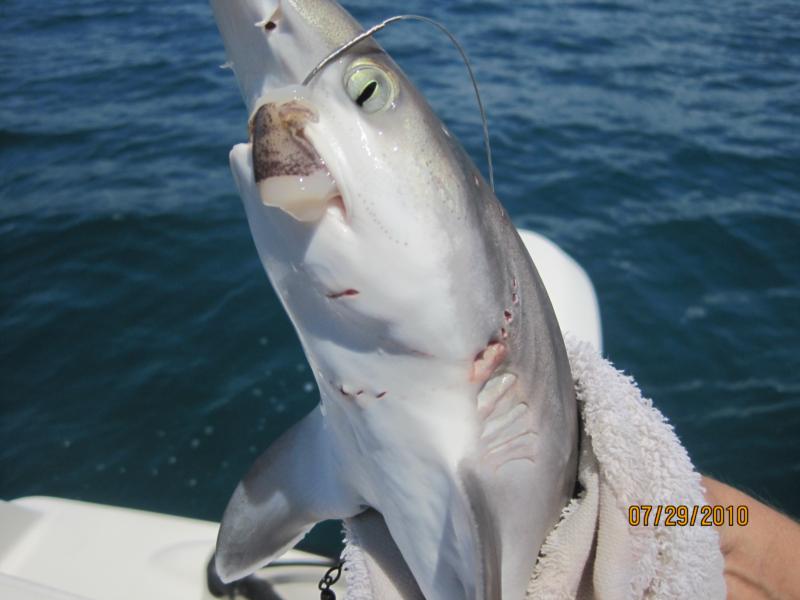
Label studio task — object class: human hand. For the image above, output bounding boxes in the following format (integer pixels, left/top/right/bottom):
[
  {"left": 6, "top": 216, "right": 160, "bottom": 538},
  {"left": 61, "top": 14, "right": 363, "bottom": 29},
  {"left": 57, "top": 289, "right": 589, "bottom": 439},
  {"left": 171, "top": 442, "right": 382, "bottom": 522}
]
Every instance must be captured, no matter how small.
[{"left": 702, "top": 476, "right": 800, "bottom": 600}]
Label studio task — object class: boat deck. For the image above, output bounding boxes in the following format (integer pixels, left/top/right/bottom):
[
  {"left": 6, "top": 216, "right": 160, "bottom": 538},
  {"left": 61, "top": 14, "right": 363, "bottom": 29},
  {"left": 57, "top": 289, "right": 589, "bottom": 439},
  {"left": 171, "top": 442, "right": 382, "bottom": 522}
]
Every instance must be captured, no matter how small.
[{"left": 0, "top": 496, "right": 341, "bottom": 600}]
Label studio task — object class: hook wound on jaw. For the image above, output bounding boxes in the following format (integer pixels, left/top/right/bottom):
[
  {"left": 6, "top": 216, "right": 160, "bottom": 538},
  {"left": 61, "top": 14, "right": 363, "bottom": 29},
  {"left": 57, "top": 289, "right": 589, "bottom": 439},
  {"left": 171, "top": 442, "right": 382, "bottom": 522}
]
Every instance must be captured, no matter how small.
[{"left": 302, "top": 14, "right": 495, "bottom": 193}]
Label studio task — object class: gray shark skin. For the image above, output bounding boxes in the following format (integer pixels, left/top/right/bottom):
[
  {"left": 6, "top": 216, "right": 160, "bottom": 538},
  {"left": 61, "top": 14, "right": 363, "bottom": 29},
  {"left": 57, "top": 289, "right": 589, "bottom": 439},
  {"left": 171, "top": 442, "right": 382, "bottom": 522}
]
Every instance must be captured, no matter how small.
[{"left": 209, "top": 1, "right": 577, "bottom": 598}]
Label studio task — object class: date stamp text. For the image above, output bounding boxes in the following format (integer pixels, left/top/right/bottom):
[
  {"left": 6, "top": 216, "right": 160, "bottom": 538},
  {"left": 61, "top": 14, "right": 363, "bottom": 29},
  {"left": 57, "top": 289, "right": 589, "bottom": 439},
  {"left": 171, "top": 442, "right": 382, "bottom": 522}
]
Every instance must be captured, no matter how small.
[{"left": 628, "top": 504, "right": 748, "bottom": 527}]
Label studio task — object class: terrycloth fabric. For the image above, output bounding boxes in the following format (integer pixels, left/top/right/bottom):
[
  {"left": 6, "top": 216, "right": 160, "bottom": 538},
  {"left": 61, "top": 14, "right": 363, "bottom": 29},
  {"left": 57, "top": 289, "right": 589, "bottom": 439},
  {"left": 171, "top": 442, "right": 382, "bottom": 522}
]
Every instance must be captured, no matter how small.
[
  {"left": 526, "top": 337, "right": 725, "bottom": 599},
  {"left": 342, "top": 337, "right": 726, "bottom": 599}
]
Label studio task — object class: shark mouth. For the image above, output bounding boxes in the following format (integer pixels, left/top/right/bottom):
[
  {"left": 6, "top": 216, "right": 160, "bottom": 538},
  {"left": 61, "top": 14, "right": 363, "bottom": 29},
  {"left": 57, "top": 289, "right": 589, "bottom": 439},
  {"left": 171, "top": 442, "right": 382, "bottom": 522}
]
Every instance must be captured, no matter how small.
[{"left": 250, "top": 98, "right": 344, "bottom": 222}]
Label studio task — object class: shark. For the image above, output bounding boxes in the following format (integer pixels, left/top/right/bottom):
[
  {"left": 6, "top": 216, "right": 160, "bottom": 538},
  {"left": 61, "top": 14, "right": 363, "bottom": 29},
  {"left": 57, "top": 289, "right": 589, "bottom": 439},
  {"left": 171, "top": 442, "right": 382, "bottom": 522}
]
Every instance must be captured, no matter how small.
[{"left": 209, "top": 1, "right": 578, "bottom": 598}]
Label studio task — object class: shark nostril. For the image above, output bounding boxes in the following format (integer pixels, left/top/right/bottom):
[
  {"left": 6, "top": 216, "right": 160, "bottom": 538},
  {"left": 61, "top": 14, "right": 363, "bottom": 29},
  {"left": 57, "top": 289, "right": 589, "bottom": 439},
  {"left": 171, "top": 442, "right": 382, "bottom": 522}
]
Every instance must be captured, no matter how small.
[{"left": 256, "top": 6, "right": 282, "bottom": 34}]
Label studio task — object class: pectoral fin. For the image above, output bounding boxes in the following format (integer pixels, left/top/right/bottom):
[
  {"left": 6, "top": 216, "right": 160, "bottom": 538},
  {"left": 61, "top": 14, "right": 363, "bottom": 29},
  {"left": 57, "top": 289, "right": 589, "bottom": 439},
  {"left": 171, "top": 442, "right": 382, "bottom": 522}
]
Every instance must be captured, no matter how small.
[{"left": 215, "top": 406, "right": 361, "bottom": 583}]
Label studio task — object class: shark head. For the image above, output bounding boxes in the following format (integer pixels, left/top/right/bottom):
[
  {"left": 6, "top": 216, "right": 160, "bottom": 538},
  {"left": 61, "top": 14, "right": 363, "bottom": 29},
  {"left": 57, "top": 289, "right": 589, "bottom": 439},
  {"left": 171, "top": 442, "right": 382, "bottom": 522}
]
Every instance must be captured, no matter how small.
[
  {"left": 211, "top": 2, "right": 578, "bottom": 599},
  {"left": 214, "top": 0, "right": 505, "bottom": 362}
]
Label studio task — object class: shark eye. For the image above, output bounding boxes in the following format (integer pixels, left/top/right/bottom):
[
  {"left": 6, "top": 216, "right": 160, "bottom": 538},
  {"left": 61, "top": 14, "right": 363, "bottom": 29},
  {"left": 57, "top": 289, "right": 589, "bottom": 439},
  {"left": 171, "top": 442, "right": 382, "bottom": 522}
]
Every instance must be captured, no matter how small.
[{"left": 344, "top": 62, "right": 396, "bottom": 113}]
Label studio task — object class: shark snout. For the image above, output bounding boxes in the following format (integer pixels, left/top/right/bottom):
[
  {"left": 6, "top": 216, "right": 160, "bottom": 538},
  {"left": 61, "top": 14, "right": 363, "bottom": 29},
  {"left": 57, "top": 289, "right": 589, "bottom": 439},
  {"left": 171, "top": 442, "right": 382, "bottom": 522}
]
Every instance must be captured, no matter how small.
[{"left": 211, "top": 0, "right": 365, "bottom": 112}]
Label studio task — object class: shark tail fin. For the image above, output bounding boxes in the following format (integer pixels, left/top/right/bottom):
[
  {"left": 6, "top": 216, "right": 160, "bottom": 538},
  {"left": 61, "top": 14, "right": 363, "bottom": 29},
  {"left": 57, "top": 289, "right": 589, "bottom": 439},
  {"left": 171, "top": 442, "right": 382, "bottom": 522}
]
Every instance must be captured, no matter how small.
[{"left": 215, "top": 406, "right": 361, "bottom": 583}]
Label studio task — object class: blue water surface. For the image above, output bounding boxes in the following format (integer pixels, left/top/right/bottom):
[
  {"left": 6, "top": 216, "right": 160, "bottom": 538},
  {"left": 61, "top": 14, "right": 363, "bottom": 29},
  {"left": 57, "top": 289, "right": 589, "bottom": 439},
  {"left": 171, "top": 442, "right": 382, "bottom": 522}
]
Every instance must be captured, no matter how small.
[{"left": 2, "top": 0, "right": 799, "bottom": 556}]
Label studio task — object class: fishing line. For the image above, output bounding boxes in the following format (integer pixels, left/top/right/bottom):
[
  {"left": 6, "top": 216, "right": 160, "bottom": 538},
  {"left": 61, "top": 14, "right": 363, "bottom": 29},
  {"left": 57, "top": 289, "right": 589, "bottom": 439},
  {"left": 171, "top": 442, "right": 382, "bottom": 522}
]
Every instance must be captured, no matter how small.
[{"left": 302, "top": 15, "right": 496, "bottom": 193}]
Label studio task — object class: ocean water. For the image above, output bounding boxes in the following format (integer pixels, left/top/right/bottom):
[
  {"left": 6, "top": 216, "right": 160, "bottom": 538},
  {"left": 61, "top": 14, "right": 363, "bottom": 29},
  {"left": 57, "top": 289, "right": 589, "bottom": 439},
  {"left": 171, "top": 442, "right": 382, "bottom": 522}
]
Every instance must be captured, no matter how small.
[{"left": 2, "top": 0, "right": 798, "bottom": 558}]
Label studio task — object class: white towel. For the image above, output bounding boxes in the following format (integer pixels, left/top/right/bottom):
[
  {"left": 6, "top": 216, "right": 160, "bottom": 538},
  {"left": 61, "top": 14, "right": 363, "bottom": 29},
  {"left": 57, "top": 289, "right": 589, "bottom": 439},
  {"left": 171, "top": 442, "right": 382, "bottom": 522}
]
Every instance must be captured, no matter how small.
[{"left": 341, "top": 337, "right": 726, "bottom": 599}]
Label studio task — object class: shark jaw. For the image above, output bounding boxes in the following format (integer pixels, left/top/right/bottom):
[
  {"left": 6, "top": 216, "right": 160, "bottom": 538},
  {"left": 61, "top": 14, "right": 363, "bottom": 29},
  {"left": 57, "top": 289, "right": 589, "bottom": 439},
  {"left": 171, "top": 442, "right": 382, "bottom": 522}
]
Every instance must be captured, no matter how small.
[{"left": 210, "top": 2, "right": 578, "bottom": 599}]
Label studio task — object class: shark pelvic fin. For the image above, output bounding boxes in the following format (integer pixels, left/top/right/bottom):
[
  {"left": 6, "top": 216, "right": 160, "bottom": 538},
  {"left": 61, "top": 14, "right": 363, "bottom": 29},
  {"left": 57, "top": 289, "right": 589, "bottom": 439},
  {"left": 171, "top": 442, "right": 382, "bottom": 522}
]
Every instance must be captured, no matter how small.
[{"left": 215, "top": 406, "right": 362, "bottom": 583}]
